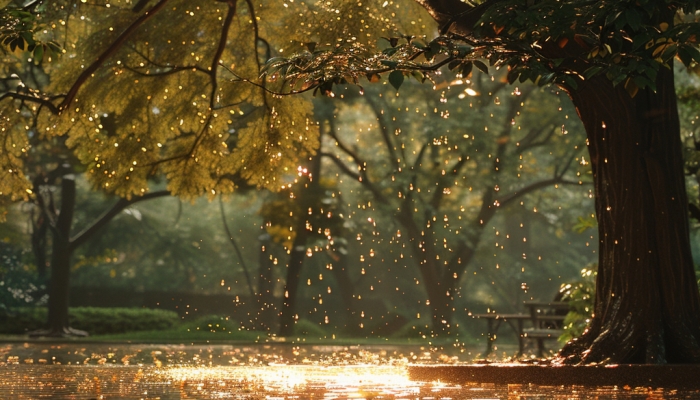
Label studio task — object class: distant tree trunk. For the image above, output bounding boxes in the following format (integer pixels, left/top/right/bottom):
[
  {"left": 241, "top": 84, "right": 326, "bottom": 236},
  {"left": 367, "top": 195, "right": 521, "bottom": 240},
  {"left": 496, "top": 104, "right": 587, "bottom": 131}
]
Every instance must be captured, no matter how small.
[
  {"left": 279, "top": 217, "right": 309, "bottom": 337},
  {"left": 31, "top": 213, "right": 48, "bottom": 279},
  {"left": 42, "top": 174, "right": 87, "bottom": 337},
  {"left": 395, "top": 205, "right": 473, "bottom": 336},
  {"left": 559, "top": 68, "right": 700, "bottom": 364},
  {"left": 278, "top": 154, "right": 322, "bottom": 337},
  {"left": 422, "top": 265, "right": 457, "bottom": 335}
]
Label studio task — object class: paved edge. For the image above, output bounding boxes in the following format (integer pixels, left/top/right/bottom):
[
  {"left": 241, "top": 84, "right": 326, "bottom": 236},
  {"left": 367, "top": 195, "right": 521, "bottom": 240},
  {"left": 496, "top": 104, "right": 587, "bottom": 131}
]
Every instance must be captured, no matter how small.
[{"left": 407, "top": 364, "right": 700, "bottom": 389}]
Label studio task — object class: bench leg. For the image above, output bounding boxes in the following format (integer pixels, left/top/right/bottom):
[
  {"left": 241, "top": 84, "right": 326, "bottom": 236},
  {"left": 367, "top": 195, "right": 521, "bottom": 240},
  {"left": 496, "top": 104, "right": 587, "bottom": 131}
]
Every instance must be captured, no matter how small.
[
  {"left": 536, "top": 338, "right": 544, "bottom": 357},
  {"left": 517, "top": 319, "right": 524, "bottom": 356},
  {"left": 484, "top": 319, "right": 494, "bottom": 356}
]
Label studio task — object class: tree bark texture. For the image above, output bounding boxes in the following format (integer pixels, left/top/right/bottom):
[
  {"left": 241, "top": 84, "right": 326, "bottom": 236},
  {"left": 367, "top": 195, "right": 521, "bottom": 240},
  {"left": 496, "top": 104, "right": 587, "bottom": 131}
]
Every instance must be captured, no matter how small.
[{"left": 558, "top": 70, "right": 700, "bottom": 364}]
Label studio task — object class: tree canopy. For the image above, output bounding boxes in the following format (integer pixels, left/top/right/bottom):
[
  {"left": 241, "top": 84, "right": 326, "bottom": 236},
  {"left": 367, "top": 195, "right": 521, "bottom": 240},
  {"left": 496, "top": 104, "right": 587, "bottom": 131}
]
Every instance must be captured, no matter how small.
[
  {"left": 266, "top": 0, "right": 700, "bottom": 98},
  {"left": 0, "top": 0, "right": 432, "bottom": 213}
]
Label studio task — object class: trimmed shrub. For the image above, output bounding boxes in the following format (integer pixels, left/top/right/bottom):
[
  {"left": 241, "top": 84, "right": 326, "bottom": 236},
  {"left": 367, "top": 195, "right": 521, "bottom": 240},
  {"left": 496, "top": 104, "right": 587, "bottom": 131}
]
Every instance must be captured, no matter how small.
[
  {"left": 0, "top": 307, "right": 45, "bottom": 333},
  {"left": 0, "top": 307, "right": 179, "bottom": 335},
  {"left": 70, "top": 307, "right": 179, "bottom": 334}
]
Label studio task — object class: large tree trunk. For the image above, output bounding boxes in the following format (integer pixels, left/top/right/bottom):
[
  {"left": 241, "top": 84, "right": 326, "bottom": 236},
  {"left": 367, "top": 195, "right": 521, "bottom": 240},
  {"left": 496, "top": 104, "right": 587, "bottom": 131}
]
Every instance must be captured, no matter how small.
[{"left": 558, "top": 69, "right": 700, "bottom": 364}]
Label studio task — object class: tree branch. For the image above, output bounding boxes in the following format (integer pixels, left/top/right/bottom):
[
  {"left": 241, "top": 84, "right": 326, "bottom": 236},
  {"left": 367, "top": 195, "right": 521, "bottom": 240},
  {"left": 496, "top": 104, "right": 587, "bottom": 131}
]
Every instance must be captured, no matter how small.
[
  {"left": 320, "top": 151, "right": 389, "bottom": 205},
  {"left": 497, "top": 176, "right": 580, "bottom": 210},
  {"left": 0, "top": 92, "right": 60, "bottom": 113},
  {"left": 58, "top": 0, "right": 172, "bottom": 112},
  {"left": 68, "top": 190, "right": 171, "bottom": 251},
  {"left": 362, "top": 94, "right": 400, "bottom": 170},
  {"left": 209, "top": 1, "right": 237, "bottom": 110}
]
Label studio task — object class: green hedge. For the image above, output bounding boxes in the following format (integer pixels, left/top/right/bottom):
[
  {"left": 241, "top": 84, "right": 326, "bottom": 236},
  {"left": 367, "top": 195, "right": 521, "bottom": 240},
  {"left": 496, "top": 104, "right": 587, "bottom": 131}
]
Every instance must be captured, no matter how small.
[{"left": 0, "top": 307, "right": 179, "bottom": 335}]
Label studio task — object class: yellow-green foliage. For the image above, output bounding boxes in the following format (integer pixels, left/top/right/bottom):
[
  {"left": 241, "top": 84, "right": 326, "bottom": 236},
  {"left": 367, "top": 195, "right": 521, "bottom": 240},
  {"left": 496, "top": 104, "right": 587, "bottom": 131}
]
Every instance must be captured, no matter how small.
[
  {"left": 0, "top": 110, "right": 31, "bottom": 221},
  {"left": 1, "top": 0, "right": 434, "bottom": 206}
]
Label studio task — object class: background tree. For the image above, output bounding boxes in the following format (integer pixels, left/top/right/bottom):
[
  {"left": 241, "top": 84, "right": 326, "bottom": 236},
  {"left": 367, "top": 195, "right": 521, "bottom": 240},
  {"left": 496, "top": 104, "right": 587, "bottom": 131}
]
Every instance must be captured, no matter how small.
[
  {"left": 267, "top": 0, "right": 700, "bottom": 363},
  {"left": 323, "top": 72, "right": 587, "bottom": 335}
]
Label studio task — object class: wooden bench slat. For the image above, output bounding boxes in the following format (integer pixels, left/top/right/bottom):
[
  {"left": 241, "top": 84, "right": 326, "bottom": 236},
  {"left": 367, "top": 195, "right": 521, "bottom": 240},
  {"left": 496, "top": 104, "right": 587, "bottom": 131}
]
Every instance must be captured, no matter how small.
[
  {"left": 533, "top": 315, "right": 566, "bottom": 321},
  {"left": 471, "top": 313, "right": 531, "bottom": 319},
  {"left": 522, "top": 329, "right": 564, "bottom": 338}
]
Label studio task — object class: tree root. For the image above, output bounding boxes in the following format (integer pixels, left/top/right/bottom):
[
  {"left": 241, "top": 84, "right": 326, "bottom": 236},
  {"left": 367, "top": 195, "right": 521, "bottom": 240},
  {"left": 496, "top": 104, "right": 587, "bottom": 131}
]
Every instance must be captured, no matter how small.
[
  {"left": 28, "top": 327, "right": 89, "bottom": 338},
  {"left": 555, "top": 313, "right": 700, "bottom": 365}
]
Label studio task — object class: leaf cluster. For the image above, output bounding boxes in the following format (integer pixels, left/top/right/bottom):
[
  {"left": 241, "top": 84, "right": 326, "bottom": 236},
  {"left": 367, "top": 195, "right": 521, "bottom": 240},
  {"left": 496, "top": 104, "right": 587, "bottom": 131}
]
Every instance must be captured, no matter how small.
[
  {"left": 558, "top": 263, "right": 597, "bottom": 344},
  {"left": 1, "top": 0, "right": 431, "bottom": 207},
  {"left": 266, "top": 0, "right": 700, "bottom": 98},
  {"left": 0, "top": 6, "right": 60, "bottom": 62}
]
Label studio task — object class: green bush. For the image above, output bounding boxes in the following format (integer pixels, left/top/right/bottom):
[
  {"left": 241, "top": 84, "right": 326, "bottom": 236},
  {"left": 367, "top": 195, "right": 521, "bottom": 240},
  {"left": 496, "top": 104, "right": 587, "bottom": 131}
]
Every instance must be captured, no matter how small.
[
  {"left": 0, "top": 307, "right": 179, "bottom": 335},
  {"left": 70, "top": 307, "right": 179, "bottom": 334},
  {"left": 558, "top": 264, "right": 597, "bottom": 344},
  {"left": 0, "top": 307, "right": 45, "bottom": 333}
]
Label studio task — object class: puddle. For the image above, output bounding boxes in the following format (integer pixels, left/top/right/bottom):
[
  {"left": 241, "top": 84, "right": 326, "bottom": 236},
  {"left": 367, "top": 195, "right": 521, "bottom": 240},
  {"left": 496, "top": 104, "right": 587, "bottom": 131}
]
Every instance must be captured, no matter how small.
[{"left": 0, "top": 343, "right": 696, "bottom": 399}]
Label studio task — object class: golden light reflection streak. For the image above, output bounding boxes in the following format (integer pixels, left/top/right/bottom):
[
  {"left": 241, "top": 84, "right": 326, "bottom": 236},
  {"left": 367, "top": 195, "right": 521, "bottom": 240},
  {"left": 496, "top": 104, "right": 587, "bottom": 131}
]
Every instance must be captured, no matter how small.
[{"left": 159, "top": 365, "right": 423, "bottom": 397}]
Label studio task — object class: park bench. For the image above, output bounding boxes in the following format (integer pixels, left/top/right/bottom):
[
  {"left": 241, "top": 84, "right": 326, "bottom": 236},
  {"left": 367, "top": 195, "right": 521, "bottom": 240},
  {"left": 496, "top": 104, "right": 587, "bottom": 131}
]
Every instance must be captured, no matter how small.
[{"left": 472, "top": 301, "right": 569, "bottom": 357}]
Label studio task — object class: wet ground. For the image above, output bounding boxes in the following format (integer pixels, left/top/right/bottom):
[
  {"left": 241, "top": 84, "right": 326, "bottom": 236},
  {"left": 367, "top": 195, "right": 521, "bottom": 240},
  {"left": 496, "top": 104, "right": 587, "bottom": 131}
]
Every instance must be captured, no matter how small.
[{"left": 0, "top": 342, "right": 697, "bottom": 399}]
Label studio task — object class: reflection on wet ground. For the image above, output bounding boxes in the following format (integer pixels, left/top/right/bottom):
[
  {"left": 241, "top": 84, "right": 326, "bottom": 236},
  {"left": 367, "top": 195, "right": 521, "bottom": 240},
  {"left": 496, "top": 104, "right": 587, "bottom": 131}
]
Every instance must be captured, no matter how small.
[{"left": 0, "top": 342, "right": 697, "bottom": 399}]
